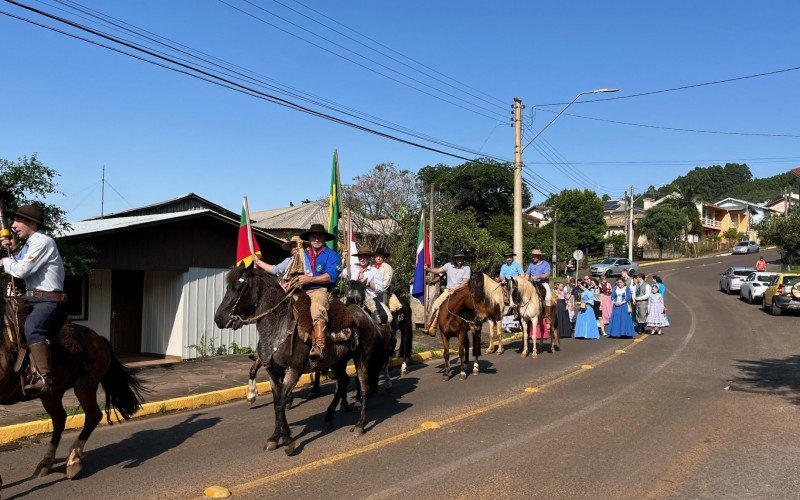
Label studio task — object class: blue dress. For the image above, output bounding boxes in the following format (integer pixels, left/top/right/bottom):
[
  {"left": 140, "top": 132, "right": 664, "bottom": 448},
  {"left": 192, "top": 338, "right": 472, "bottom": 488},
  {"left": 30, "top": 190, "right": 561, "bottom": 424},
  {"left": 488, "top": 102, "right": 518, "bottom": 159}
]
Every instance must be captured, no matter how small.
[
  {"left": 574, "top": 289, "right": 600, "bottom": 339},
  {"left": 608, "top": 286, "right": 636, "bottom": 337}
]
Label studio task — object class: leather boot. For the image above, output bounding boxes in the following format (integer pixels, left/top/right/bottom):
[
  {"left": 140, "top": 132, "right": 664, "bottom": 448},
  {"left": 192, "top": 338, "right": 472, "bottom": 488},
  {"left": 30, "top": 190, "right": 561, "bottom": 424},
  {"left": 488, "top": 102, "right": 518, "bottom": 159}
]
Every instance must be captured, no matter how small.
[
  {"left": 26, "top": 342, "right": 53, "bottom": 398},
  {"left": 309, "top": 321, "right": 326, "bottom": 361},
  {"left": 426, "top": 311, "right": 439, "bottom": 337}
]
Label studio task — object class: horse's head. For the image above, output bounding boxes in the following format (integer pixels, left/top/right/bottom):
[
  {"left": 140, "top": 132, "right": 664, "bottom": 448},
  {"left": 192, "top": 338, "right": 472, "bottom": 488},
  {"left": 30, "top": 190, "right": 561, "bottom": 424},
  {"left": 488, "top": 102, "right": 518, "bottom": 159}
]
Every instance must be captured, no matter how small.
[
  {"left": 215, "top": 266, "right": 281, "bottom": 330},
  {"left": 469, "top": 273, "right": 486, "bottom": 302},
  {"left": 345, "top": 280, "right": 367, "bottom": 307}
]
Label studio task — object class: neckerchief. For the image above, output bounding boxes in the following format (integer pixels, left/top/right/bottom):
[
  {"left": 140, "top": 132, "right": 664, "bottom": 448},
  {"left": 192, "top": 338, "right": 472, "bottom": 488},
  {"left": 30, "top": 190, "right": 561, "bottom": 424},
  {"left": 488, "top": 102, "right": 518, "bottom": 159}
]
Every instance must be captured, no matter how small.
[{"left": 308, "top": 246, "right": 324, "bottom": 272}]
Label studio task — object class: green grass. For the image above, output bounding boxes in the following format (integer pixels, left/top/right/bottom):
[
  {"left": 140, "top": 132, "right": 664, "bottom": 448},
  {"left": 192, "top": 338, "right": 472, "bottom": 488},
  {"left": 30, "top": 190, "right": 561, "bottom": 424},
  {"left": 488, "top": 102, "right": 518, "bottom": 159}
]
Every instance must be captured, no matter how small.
[{"left": 34, "top": 404, "right": 86, "bottom": 421}]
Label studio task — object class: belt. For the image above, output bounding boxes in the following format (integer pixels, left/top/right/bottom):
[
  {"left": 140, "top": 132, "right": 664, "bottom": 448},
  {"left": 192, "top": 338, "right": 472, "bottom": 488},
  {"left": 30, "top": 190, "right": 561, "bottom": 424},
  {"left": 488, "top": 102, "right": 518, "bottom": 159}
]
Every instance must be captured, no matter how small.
[{"left": 26, "top": 290, "right": 67, "bottom": 302}]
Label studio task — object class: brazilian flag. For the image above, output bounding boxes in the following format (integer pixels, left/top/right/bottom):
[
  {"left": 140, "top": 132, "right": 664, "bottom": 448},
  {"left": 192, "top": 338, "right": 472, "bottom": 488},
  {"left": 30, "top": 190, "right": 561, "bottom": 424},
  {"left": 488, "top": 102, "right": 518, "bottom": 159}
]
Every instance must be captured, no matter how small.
[{"left": 326, "top": 150, "right": 341, "bottom": 249}]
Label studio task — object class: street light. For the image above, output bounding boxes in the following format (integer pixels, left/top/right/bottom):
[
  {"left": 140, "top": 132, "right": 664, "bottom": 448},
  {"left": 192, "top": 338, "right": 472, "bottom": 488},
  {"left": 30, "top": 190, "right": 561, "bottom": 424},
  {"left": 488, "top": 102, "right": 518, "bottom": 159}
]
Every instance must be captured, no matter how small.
[
  {"left": 522, "top": 88, "right": 619, "bottom": 152},
  {"left": 512, "top": 87, "right": 618, "bottom": 268}
]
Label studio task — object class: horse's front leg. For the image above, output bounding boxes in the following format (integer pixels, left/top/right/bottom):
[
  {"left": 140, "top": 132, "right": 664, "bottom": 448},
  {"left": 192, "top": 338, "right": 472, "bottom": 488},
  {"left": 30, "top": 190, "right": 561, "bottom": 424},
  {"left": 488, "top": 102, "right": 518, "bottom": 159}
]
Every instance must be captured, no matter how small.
[
  {"left": 325, "top": 363, "right": 349, "bottom": 424},
  {"left": 440, "top": 331, "right": 451, "bottom": 381},
  {"left": 247, "top": 357, "right": 262, "bottom": 405},
  {"left": 275, "top": 367, "right": 302, "bottom": 455},
  {"left": 352, "top": 356, "right": 370, "bottom": 436},
  {"left": 531, "top": 316, "right": 539, "bottom": 359},
  {"left": 472, "top": 327, "right": 481, "bottom": 375},
  {"left": 521, "top": 318, "right": 529, "bottom": 358},
  {"left": 458, "top": 332, "right": 468, "bottom": 381},
  {"left": 35, "top": 390, "right": 68, "bottom": 477},
  {"left": 485, "top": 321, "right": 496, "bottom": 354}
]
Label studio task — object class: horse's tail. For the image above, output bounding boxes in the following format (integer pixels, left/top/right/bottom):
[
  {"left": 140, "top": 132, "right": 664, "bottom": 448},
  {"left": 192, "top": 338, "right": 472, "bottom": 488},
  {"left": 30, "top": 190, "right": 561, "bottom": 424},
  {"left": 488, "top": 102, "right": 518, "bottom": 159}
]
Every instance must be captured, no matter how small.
[{"left": 99, "top": 337, "right": 147, "bottom": 423}]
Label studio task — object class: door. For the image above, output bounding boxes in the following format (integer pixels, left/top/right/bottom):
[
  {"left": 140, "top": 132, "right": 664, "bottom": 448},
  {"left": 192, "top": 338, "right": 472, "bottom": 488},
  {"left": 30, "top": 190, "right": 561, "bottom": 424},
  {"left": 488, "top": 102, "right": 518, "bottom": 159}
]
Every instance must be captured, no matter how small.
[{"left": 110, "top": 270, "right": 144, "bottom": 355}]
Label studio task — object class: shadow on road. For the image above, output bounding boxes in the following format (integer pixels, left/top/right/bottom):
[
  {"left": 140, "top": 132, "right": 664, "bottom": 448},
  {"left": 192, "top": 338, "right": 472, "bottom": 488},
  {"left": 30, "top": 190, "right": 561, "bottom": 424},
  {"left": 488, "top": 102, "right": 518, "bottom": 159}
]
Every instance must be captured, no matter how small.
[{"left": 732, "top": 355, "right": 800, "bottom": 404}]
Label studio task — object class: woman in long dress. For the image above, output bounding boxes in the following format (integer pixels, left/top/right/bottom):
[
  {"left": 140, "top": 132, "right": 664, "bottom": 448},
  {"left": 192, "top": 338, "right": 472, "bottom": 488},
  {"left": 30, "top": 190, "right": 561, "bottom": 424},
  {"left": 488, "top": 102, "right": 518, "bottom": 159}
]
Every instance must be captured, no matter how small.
[
  {"left": 599, "top": 278, "right": 613, "bottom": 336},
  {"left": 574, "top": 284, "right": 600, "bottom": 339},
  {"left": 553, "top": 282, "right": 572, "bottom": 338},
  {"left": 646, "top": 284, "right": 668, "bottom": 335},
  {"left": 654, "top": 275, "right": 669, "bottom": 327},
  {"left": 608, "top": 278, "right": 636, "bottom": 338}
]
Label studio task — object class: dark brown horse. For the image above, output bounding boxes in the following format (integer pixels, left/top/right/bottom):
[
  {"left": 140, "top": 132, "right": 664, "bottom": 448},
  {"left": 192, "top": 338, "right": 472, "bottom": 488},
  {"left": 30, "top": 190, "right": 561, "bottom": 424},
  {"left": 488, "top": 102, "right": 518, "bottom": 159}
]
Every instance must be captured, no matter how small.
[
  {"left": 434, "top": 286, "right": 484, "bottom": 381},
  {"left": 214, "top": 267, "right": 387, "bottom": 454},
  {"left": 0, "top": 297, "right": 145, "bottom": 489}
]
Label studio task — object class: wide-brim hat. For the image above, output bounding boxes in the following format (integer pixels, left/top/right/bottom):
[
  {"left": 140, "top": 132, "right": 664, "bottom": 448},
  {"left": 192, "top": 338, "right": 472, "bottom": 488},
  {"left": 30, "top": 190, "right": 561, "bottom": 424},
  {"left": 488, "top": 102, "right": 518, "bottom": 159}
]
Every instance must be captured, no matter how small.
[
  {"left": 281, "top": 235, "right": 309, "bottom": 251},
  {"left": 530, "top": 248, "right": 543, "bottom": 256},
  {"left": 300, "top": 223, "right": 335, "bottom": 241},
  {"left": 352, "top": 245, "right": 374, "bottom": 258},
  {"left": 13, "top": 204, "right": 50, "bottom": 230},
  {"left": 503, "top": 251, "right": 516, "bottom": 257},
  {"left": 453, "top": 251, "right": 468, "bottom": 259},
  {"left": 374, "top": 247, "right": 391, "bottom": 257}
]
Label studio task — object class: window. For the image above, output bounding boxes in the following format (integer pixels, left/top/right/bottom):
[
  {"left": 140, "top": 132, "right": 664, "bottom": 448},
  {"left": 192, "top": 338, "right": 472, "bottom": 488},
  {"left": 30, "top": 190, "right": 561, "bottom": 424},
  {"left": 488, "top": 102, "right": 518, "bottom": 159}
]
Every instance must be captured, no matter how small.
[{"left": 64, "top": 275, "right": 88, "bottom": 320}]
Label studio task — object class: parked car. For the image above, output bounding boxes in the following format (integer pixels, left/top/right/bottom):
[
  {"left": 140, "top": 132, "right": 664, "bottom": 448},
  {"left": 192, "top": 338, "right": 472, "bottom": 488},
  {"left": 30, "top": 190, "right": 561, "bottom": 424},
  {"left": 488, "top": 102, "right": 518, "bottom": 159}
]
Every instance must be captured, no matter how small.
[
  {"left": 762, "top": 273, "right": 800, "bottom": 315},
  {"left": 732, "top": 240, "right": 760, "bottom": 254},
  {"left": 719, "top": 267, "right": 756, "bottom": 294},
  {"left": 590, "top": 257, "right": 639, "bottom": 277},
  {"left": 739, "top": 272, "right": 777, "bottom": 303}
]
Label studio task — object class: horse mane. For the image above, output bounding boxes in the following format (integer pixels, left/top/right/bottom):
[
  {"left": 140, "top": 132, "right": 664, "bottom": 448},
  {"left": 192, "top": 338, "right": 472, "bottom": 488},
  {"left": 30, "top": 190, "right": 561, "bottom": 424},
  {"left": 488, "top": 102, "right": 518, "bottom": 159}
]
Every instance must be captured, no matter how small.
[
  {"left": 469, "top": 273, "right": 503, "bottom": 310},
  {"left": 226, "top": 265, "right": 287, "bottom": 314}
]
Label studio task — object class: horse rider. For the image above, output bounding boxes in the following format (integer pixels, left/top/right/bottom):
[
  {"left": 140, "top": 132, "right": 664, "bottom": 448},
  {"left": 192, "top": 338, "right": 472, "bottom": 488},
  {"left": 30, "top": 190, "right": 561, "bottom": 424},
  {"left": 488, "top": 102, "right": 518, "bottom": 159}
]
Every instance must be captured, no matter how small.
[
  {"left": 254, "top": 235, "right": 308, "bottom": 286},
  {"left": 498, "top": 251, "right": 523, "bottom": 314},
  {"left": 296, "top": 224, "right": 342, "bottom": 361},
  {"left": 424, "top": 251, "right": 471, "bottom": 336},
  {"left": 525, "top": 248, "right": 553, "bottom": 331},
  {"left": 373, "top": 247, "right": 393, "bottom": 305},
  {"left": 0, "top": 204, "right": 67, "bottom": 397},
  {"left": 342, "top": 245, "right": 389, "bottom": 325}
]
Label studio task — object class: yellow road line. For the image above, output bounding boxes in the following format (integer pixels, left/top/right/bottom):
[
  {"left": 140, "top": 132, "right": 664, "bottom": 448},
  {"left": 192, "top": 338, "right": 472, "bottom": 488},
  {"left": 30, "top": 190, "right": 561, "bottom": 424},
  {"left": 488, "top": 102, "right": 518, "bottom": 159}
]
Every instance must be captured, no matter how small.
[{"left": 224, "top": 335, "right": 648, "bottom": 495}]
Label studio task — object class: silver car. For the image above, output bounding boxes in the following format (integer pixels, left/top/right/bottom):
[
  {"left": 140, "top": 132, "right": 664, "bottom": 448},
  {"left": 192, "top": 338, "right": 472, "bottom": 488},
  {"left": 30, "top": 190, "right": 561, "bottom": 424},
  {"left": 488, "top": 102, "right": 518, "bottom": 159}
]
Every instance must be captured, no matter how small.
[
  {"left": 590, "top": 257, "right": 639, "bottom": 277},
  {"left": 719, "top": 267, "right": 756, "bottom": 294},
  {"left": 739, "top": 272, "right": 777, "bottom": 303},
  {"left": 732, "top": 240, "right": 760, "bottom": 254}
]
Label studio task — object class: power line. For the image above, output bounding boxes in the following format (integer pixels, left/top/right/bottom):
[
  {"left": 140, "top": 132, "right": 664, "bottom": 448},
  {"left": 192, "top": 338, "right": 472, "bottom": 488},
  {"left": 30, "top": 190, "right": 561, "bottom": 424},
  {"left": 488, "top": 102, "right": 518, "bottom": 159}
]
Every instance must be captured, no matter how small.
[
  {"left": 1, "top": 1, "right": 512, "bottom": 166},
  {"left": 269, "top": 0, "right": 507, "bottom": 111},
  {"left": 531, "top": 64, "right": 800, "bottom": 107},
  {"left": 521, "top": 156, "right": 800, "bottom": 165},
  {"left": 46, "top": 0, "right": 504, "bottom": 160},
  {"left": 537, "top": 108, "right": 800, "bottom": 138},
  {"left": 287, "top": 0, "right": 507, "bottom": 108},
  {"left": 215, "top": 0, "right": 505, "bottom": 121}
]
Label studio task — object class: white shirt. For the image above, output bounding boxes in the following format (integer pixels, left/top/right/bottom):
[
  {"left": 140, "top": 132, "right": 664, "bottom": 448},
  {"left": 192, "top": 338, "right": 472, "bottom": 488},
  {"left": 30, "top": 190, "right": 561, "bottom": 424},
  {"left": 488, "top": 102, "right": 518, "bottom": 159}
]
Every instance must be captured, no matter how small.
[
  {"left": 342, "top": 262, "right": 384, "bottom": 298},
  {"left": 374, "top": 263, "right": 393, "bottom": 292},
  {"left": 2, "top": 230, "right": 65, "bottom": 292}
]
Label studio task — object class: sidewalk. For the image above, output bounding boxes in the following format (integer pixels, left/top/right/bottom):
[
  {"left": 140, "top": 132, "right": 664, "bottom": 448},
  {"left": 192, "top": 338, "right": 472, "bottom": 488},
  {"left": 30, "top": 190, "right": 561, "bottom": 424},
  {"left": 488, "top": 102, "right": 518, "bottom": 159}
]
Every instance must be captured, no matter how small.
[{"left": 0, "top": 328, "right": 459, "bottom": 430}]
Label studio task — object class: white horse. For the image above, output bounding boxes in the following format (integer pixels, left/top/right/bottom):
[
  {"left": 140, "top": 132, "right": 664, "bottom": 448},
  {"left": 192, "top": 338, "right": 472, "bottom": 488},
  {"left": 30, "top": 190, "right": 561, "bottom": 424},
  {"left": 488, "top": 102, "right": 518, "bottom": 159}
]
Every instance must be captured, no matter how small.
[
  {"left": 514, "top": 277, "right": 548, "bottom": 358},
  {"left": 474, "top": 274, "right": 507, "bottom": 355}
]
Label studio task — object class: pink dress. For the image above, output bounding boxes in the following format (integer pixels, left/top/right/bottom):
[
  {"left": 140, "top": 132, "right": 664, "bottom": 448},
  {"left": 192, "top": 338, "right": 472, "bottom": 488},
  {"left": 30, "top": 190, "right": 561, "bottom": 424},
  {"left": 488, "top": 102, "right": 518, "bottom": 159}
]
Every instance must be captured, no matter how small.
[{"left": 600, "top": 282, "right": 613, "bottom": 325}]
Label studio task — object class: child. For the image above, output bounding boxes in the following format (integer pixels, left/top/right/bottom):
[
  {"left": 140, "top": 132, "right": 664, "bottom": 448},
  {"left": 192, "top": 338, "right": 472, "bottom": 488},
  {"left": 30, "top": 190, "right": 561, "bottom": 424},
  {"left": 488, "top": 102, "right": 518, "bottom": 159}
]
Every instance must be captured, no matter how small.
[{"left": 646, "top": 283, "right": 667, "bottom": 335}]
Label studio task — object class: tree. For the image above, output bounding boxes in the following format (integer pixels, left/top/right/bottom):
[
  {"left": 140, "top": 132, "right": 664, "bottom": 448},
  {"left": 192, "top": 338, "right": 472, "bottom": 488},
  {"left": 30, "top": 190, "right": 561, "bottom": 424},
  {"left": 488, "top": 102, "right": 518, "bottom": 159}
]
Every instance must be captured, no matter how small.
[
  {"left": 637, "top": 205, "right": 687, "bottom": 258},
  {"left": 756, "top": 212, "right": 800, "bottom": 266},
  {"left": 431, "top": 210, "right": 506, "bottom": 275},
  {"left": 0, "top": 155, "right": 95, "bottom": 283},
  {"left": 545, "top": 189, "right": 606, "bottom": 250},
  {"left": 417, "top": 159, "right": 531, "bottom": 225},
  {"left": 722, "top": 227, "right": 742, "bottom": 246}
]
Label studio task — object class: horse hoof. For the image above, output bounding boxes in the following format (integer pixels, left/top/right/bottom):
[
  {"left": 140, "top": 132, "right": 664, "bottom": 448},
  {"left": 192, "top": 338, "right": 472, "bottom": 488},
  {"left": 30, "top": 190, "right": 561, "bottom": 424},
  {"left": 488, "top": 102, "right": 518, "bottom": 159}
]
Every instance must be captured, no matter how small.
[
  {"left": 442, "top": 375, "right": 449, "bottom": 381},
  {"left": 520, "top": 352, "right": 527, "bottom": 358},
  {"left": 264, "top": 440, "right": 278, "bottom": 451},
  {"left": 353, "top": 426, "right": 364, "bottom": 437},
  {"left": 459, "top": 372, "right": 466, "bottom": 381},
  {"left": 283, "top": 439, "right": 296, "bottom": 456},
  {"left": 35, "top": 465, "right": 51, "bottom": 477},
  {"left": 497, "top": 349, "right": 504, "bottom": 355},
  {"left": 247, "top": 398, "right": 256, "bottom": 405},
  {"left": 65, "top": 460, "right": 82, "bottom": 480},
  {"left": 400, "top": 369, "right": 408, "bottom": 377}
]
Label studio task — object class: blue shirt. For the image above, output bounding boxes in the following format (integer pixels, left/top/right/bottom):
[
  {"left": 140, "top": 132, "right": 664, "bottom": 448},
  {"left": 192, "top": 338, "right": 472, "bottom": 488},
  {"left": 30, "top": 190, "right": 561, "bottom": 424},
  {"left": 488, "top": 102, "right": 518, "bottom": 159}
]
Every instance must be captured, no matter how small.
[
  {"left": 305, "top": 246, "right": 342, "bottom": 291},
  {"left": 500, "top": 261, "right": 523, "bottom": 279},
  {"left": 526, "top": 260, "right": 551, "bottom": 283}
]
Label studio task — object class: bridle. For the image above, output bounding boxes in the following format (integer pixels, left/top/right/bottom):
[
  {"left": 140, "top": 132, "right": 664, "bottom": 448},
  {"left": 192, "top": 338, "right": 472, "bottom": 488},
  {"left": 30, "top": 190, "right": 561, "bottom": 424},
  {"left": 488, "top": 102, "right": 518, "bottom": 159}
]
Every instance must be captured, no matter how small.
[
  {"left": 227, "top": 273, "right": 298, "bottom": 326},
  {"left": 445, "top": 289, "right": 480, "bottom": 327}
]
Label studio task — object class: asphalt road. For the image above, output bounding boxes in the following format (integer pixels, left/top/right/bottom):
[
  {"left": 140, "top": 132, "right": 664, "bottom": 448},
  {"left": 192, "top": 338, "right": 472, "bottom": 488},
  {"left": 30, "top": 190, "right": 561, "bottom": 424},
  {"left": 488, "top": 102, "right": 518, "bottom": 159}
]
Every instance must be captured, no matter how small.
[{"left": 2, "top": 250, "right": 799, "bottom": 499}]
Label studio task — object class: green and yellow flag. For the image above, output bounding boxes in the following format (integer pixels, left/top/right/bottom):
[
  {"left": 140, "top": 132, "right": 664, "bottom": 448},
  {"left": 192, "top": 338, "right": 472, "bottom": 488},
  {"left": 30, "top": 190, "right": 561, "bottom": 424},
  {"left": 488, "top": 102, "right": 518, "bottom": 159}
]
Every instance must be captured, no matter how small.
[{"left": 326, "top": 150, "right": 341, "bottom": 249}]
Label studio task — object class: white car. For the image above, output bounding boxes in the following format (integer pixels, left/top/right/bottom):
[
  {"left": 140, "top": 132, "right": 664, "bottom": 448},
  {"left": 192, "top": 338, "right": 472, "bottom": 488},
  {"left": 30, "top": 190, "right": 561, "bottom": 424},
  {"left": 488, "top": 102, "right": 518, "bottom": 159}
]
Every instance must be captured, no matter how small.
[
  {"left": 739, "top": 272, "right": 777, "bottom": 304},
  {"left": 719, "top": 267, "right": 756, "bottom": 294},
  {"left": 732, "top": 241, "right": 760, "bottom": 254}
]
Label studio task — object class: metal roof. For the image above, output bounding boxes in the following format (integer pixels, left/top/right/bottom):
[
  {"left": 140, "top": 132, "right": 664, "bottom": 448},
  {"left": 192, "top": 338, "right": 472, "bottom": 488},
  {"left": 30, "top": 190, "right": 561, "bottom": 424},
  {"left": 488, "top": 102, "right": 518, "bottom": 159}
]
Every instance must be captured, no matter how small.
[
  {"left": 252, "top": 199, "right": 328, "bottom": 231},
  {"left": 63, "top": 209, "right": 282, "bottom": 243}
]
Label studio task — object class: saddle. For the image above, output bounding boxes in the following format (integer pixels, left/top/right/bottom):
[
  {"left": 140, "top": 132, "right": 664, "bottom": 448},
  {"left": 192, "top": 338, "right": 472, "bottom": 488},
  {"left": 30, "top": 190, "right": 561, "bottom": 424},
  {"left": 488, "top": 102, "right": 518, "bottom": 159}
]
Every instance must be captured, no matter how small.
[
  {"left": 2, "top": 296, "right": 84, "bottom": 378},
  {"left": 291, "top": 292, "right": 354, "bottom": 344}
]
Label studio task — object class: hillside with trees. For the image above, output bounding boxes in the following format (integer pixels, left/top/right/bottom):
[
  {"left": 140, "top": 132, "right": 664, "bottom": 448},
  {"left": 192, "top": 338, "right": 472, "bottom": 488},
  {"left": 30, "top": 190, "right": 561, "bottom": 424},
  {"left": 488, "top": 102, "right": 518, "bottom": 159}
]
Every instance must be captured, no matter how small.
[{"left": 645, "top": 164, "right": 797, "bottom": 204}]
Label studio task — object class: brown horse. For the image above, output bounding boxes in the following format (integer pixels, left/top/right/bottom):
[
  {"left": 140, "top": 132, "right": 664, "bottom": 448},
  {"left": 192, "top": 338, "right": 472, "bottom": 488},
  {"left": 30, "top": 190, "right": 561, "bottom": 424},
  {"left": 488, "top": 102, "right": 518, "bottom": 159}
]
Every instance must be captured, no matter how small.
[
  {"left": 434, "top": 286, "right": 483, "bottom": 381},
  {"left": 0, "top": 297, "right": 146, "bottom": 488}
]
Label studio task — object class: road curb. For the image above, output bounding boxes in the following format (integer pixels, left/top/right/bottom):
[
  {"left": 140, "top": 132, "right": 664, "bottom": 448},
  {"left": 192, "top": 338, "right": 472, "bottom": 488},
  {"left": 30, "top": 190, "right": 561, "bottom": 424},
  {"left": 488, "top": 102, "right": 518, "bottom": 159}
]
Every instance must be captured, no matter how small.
[
  {"left": 639, "top": 258, "right": 682, "bottom": 268},
  {"left": 0, "top": 333, "right": 524, "bottom": 445}
]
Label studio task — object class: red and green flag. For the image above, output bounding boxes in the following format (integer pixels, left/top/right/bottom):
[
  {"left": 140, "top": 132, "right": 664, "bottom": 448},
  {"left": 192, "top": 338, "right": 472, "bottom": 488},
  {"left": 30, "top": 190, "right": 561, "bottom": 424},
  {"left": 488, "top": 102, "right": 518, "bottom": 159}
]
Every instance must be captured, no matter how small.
[
  {"left": 326, "top": 150, "right": 341, "bottom": 249},
  {"left": 236, "top": 198, "right": 261, "bottom": 267}
]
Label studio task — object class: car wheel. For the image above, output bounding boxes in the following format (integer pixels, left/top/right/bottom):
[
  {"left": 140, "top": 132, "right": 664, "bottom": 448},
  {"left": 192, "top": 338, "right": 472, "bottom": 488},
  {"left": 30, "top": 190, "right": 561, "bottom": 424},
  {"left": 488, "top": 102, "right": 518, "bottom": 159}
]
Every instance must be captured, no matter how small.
[
  {"left": 747, "top": 292, "right": 754, "bottom": 304},
  {"left": 605, "top": 269, "right": 612, "bottom": 278},
  {"left": 726, "top": 285, "right": 731, "bottom": 295},
  {"left": 772, "top": 302, "right": 782, "bottom": 316}
]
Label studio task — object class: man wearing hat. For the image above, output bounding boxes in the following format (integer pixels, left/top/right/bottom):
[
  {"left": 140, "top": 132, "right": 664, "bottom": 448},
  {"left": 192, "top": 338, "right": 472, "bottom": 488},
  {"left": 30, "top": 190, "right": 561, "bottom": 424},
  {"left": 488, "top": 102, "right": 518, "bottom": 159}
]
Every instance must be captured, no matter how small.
[
  {"left": 526, "top": 248, "right": 553, "bottom": 332},
  {"left": 498, "top": 251, "right": 523, "bottom": 314},
  {"left": 297, "top": 224, "right": 342, "bottom": 361},
  {"left": 342, "top": 245, "right": 388, "bottom": 325},
  {"left": 372, "top": 247, "right": 393, "bottom": 305},
  {"left": 424, "top": 251, "right": 471, "bottom": 336},
  {"left": 1, "top": 204, "right": 66, "bottom": 397},
  {"left": 254, "top": 235, "right": 309, "bottom": 282}
]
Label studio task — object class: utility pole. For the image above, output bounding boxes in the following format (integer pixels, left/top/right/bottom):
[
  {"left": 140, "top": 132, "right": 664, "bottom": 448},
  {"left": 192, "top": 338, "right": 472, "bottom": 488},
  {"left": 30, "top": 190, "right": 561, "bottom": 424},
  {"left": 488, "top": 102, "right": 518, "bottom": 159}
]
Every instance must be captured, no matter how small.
[
  {"left": 513, "top": 98, "right": 523, "bottom": 265},
  {"left": 429, "top": 185, "right": 435, "bottom": 268},
  {"left": 551, "top": 211, "right": 558, "bottom": 275},
  {"left": 628, "top": 186, "right": 634, "bottom": 261},
  {"left": 428, "top": 185, "right": 436, "bottom": 310},
  {"left": 101, "top": 165, "right": 106, "bottom": 219}
]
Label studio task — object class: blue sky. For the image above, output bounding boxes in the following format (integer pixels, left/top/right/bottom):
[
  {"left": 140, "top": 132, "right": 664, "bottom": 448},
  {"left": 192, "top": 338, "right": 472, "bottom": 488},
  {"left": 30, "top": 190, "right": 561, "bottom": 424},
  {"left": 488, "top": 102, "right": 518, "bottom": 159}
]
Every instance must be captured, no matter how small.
[{"left": 1, "top": 0, "right": 798, "bottom": 221}]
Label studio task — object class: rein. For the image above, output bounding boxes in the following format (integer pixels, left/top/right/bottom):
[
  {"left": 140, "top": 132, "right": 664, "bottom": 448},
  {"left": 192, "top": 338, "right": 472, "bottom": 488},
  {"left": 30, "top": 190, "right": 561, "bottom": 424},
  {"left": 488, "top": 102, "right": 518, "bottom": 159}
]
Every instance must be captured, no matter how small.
[
  {"left": 445, "top": 291, "right": 479, "bottom": 326},
  {"left": 230, "top": 276, "right": 300, "bottom": 325}
]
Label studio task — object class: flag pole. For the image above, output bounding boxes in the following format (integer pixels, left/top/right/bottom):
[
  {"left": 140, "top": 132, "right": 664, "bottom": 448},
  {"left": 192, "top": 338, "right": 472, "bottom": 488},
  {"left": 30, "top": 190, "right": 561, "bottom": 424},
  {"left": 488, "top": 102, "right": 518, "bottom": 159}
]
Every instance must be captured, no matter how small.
[
  {"left": 346, "top": 208, "right": 352, "bottom": 271},
  {"left": 243, "top": 196, "right": 256, "bottom": 262}
]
